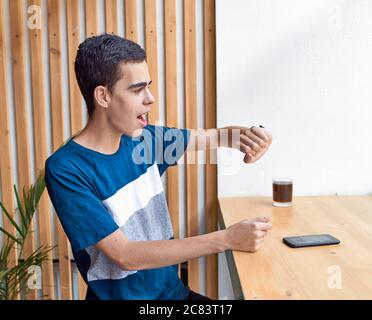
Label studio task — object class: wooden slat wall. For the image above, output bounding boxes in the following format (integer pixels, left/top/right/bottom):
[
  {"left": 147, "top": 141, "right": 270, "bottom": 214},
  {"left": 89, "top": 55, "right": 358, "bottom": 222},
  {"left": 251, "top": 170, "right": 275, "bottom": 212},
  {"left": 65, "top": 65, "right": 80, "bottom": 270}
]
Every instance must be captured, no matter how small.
[
  {"left": 47, "top": 0, "right": 71, "bottom": 301},
  {"left": 77, "top": 0, "right": 100, "bottom": 300},
  {"left": 85, "top": 0, "right": 98, "bottom": 38},
  {"left": 105, "top": 0, "right": 118, "bottom": 35},
  {"left": 164, "top": 0, "right": 179, "bottom": 238},
  {"left": 203, "top": 0, "right": 218, "bottom": 299},
  {"left": 48, "top": 0, "right": 64, "bottom": 152},
  {"left": 59, "top": 0, "right": 78, "bottom": 300},
  {"left": 0, "top": 0, "right": 218, "bottom": 300},
  {"left": 144, "top": 0, "right": 159, "bottom": 123},
  {"left": 184, "top": 0, "right": 199, "bottom": 292},
  {"left": 124, "top": 0, "right": 137, "bottom": 41},
  {"left": 67, "top": 0, "right": 83, "bottom": 136},
  {"left": 28, "top": 0, "right": 55, "bottom": 300},
  {"left": 0, "top": 0, "right": 18, "bottom": 298},
  {"left": 9, "top": 0, "right": 36, "bottom": 300}
]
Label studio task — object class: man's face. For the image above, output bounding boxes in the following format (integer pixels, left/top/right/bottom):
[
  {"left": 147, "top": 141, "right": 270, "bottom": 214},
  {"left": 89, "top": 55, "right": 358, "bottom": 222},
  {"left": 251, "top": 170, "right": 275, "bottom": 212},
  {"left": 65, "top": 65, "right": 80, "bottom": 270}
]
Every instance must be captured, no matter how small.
[{"left": 105, "top": 61, "right": 154, "bottom": 137}]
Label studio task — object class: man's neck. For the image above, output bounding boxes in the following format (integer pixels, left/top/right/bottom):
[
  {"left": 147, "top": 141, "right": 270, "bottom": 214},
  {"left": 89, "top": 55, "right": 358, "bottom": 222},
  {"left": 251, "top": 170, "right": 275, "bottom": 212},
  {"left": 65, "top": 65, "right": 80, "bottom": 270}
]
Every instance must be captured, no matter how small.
[{"left": 73, "top": 115, "right": 122, "bottom": 155}]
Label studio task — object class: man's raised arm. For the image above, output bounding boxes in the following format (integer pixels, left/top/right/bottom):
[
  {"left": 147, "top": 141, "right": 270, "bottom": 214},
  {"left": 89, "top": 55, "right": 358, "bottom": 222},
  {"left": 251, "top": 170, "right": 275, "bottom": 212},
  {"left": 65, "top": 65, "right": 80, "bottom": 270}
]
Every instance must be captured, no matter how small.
[{"left": 186, "top": 126, "right": 273, "bottom": 163}]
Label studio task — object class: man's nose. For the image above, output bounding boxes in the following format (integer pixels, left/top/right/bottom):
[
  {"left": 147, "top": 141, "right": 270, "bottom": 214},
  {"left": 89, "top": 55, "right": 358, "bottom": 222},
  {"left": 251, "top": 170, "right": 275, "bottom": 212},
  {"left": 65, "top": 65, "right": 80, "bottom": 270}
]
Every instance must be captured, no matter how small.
[{"left": 144, "top": 88, "right": 155, "bottom": 105}]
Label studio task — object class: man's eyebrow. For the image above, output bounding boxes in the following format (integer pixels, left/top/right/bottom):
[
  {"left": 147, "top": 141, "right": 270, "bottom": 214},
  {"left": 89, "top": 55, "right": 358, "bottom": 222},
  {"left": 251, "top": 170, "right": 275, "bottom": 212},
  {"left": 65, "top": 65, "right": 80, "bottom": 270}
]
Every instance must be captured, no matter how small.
[{"left": 127, "top": 80, "right": 152, "bottom": 90}]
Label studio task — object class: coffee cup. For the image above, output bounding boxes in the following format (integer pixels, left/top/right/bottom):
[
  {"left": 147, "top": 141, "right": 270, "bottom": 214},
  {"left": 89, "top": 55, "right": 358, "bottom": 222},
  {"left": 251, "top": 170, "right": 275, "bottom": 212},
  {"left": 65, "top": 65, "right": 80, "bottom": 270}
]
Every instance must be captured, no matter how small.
[{"left": 272, "top": 178, "right": 293, "bottom": 207}]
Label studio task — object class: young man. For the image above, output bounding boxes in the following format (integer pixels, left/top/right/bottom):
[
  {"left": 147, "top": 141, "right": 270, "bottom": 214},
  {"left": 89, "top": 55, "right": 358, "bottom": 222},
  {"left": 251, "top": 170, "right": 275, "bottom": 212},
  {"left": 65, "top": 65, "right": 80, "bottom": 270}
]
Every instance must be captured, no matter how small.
[{"left": 45, "top": 34, "right": 273, "bottom": 300}]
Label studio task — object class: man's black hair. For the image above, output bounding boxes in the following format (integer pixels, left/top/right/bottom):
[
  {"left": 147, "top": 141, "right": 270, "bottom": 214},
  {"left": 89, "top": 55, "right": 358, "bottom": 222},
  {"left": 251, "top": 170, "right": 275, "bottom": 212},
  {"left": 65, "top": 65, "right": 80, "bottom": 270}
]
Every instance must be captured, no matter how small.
[{"left": 74, "top": 33, "right": 147, "bottom": 117}]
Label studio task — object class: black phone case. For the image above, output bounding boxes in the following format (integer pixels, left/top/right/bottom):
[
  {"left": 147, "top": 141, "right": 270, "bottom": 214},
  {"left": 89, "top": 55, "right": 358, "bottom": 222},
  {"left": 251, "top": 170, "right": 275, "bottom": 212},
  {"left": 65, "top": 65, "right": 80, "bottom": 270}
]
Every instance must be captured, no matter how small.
[{"left": 283, "top": 234, "right": 340, "bottom": 248}]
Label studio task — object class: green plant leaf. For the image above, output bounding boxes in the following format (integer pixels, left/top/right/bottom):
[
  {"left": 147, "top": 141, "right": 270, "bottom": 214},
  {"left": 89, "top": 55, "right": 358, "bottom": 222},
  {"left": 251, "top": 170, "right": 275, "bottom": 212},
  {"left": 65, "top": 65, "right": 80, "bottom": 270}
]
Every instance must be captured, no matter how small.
[
  {"left": 0, "top": 269, "right": 10, "bottom": 281},
  {"left": 3, "top": 245, "right": 54, "bottom": 300},
  {"left": 34, "top": 172, "right": 46, "bottom": 206},
  {"left": 13, "top": 185, "right": 27, "bottom": 237},
  {"left": 0, "top": 201, "right": 24, "bottom": 239},
  {"left": 23, "top": 186, "right": 33, "bottom": 224},
  {"left": 0, "top": 238, "right": 13, "bottom": 261},
  {"left": 0, "top": 227, "right": 21, "bottom": 245}
]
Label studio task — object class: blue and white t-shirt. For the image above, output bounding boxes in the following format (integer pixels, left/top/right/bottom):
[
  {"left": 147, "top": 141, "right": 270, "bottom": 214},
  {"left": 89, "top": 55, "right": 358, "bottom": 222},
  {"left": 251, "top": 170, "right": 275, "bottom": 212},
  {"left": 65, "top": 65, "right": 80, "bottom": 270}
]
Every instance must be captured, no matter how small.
[{"left": 45, "top": 125, "right": 190, "bottom": 300}]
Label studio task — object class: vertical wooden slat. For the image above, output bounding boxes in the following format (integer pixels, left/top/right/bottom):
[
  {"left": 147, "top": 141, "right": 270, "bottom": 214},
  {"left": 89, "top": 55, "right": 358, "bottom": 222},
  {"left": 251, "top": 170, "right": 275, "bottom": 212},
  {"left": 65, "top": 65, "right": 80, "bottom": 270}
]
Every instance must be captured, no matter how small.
[
  {"left": 85, "top": 0, "right": 98, "bottom": 37},
  {"left": 48, "top": 0, "right": 76, "bottom": 301},
  {"left": 124, "top": 0, "right": 137, "bottom": 41},
  {"left": 47, "top": 0, "right": 66, "bottom": 302},
  {"left": 73, "top": 0, "right": 101, "bottom": 301},
  {"left": 144, "top": 0, "right": 159, "bottom": 123},
  {"left": 77, "top": 272, "right": 86, "bottom": 300},
  {"left": 203, "top": 0, "right": 218, "bottom": 300},
  {"left": 164, "top": 0, "right": 179, "bottom": 238},
  {"left": 67, "top": 0, "right": 83, "bottom": 136},
  {"left": 81, "top": 1, "right": 100, "bottom": 301},
  {"left": 47, "top": 0, "right": 64, "bottom": 149},
  {"left": 53, "top": 0, "right": 74, "bottom": 301},
  {"left": 0, "top": 0, "right": 19, "bottom": 298},
  {"left": 28, "top": 0, "right": 55, "bottom": 300},
  {"left": 105, "top": 0, "right": 118, "bottom": 34},
  {"left": 184, "top": 0, "right": 199, "bottom": 292},
  {"left": 55, "top": 219, "right": 73, "bottom": 298},
  {"left": 82, "top": 1, "right": 99, "bottom": 298},
  {"left": 78, "top": 0, "right": 100, "bottom": 300},
  {"left": 9, "top": 0, "right": 37, "bottom": 300}
]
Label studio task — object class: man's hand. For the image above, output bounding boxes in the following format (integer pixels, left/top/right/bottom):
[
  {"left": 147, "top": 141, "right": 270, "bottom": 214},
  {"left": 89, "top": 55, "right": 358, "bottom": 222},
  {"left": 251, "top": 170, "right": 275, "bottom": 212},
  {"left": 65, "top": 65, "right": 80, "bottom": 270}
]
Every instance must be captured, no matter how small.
[
  {"left": 233, "top": 126, "right": 273, "bottom": 163},
  {"left": 224, "top": 216, "right": 272, "bottom": 252}
]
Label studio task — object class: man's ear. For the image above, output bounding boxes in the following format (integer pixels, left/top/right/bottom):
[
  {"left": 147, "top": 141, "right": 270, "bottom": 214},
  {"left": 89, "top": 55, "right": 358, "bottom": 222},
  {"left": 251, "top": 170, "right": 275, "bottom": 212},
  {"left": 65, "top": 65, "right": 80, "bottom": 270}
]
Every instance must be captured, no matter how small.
[{"left": 94, "top": 86, "right": 111, "bottom": 110}]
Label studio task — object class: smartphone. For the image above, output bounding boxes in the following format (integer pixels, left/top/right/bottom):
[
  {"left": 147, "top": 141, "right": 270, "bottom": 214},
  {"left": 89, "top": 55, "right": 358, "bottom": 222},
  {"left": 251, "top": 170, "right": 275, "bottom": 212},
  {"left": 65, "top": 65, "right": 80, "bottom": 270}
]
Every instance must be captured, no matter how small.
[{"left": 283, "top": 234, "right": 340, "bottom": 248}]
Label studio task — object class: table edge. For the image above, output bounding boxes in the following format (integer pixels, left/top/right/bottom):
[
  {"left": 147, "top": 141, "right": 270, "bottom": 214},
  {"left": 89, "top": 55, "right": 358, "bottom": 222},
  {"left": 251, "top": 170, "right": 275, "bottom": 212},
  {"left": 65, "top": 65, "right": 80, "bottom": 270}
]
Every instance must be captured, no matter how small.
[{"left": 218, "top": 200, "right": 245, "bottom": 300}]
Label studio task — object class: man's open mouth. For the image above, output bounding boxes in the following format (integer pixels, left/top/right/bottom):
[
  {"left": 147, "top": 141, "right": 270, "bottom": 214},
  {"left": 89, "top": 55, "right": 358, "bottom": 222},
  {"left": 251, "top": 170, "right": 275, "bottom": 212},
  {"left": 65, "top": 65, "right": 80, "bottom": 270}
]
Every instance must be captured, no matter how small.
[{"left": 137, "top": 113, "right": 148, "bottom": 127}]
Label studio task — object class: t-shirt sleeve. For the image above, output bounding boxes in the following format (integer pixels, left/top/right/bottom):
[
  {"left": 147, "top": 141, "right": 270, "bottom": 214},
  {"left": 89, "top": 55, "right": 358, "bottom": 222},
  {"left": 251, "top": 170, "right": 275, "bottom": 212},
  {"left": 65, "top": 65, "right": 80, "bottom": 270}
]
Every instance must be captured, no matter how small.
[
  {"left": 45, "top": 159, "right": 119, "bottom": 252},
  {"left": 145, "top": 125, "right": 190, "bottom": 175}
]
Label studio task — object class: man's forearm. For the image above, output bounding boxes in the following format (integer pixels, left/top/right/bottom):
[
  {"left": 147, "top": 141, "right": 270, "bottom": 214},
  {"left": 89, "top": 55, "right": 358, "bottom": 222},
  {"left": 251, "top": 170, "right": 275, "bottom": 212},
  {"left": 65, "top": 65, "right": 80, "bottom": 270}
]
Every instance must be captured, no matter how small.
[
  {"left": 186, "top": 127, "right": 233, "bottom": 152},
  {"left": 218, "top": 126, "right": 251, "bottom": 148},
  {"left": 121, "top": 230, "right": 228, "bottom": 271}
]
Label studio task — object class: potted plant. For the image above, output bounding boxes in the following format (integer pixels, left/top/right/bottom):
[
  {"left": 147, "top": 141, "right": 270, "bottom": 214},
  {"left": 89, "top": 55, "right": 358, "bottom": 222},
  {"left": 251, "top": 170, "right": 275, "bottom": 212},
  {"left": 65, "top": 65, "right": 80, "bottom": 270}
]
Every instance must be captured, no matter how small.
[{"left": 0, "top": 171, "right": 55, "bottom": 300}]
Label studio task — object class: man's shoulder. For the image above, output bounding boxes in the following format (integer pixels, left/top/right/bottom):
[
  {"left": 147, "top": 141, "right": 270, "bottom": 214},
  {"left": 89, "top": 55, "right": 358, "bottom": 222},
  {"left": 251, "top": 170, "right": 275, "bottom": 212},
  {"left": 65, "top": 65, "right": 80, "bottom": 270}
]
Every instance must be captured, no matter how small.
[{"left": 45, "top": 141, "right": 82, "bottom": 175}]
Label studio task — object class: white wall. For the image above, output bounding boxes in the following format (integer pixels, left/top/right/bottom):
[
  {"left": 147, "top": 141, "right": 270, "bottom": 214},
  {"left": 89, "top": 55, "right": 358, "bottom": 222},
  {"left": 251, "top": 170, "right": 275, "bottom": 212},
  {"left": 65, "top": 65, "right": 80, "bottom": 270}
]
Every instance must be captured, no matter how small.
[{"left": 216, "top": 0, "right": 372, "bottom": 198}]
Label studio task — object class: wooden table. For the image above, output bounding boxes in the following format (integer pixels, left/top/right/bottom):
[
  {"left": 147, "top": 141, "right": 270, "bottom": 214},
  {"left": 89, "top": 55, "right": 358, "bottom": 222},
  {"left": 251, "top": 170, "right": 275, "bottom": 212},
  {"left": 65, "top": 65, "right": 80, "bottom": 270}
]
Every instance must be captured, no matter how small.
[{"left": 218, "top": 196, "right": 372, "bottom": 300}]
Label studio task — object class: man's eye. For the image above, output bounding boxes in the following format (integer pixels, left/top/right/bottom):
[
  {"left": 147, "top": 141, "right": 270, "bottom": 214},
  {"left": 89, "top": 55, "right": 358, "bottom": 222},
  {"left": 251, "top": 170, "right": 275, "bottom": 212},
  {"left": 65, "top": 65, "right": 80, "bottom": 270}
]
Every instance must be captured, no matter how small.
[{"left": 134, "top": 88, "right": 142, "bottom": 94}]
